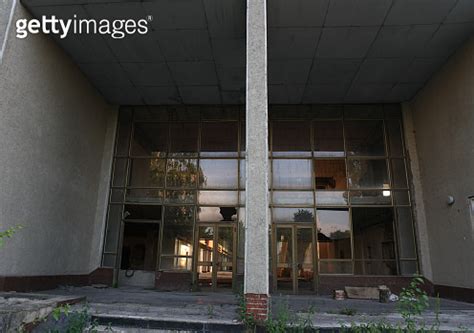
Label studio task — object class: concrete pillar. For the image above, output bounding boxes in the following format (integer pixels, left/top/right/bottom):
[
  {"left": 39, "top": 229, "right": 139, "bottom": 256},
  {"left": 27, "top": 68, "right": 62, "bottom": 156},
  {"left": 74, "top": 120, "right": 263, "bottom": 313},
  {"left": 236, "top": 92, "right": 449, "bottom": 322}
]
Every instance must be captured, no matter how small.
[
  {"left": 401, "top": 103, "right": 433, "bottom": 281},
  {"left": 244, "top": 0, "right": 269, "bottom": 322}
]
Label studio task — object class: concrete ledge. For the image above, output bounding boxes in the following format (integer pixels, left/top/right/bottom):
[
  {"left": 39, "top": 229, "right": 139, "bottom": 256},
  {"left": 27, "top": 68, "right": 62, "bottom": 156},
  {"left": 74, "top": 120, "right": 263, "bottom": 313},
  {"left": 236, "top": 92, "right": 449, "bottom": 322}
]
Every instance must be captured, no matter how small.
[
  {"left": 435, "top": 284, "right": 474, "bottom": 304},
  {"left": 0, "top": 268, "right": 113, "bottom": 292}
]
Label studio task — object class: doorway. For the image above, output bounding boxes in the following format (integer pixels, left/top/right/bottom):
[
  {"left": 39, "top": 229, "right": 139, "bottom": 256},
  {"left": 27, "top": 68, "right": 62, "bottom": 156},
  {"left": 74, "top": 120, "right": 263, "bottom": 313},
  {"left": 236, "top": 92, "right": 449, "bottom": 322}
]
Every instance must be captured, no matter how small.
[
  {"left": 196, "top": 224, "right": 236, "bottom": 290},
  {"left": 273, "top": 225, "right": 316, "bottom": 293}
]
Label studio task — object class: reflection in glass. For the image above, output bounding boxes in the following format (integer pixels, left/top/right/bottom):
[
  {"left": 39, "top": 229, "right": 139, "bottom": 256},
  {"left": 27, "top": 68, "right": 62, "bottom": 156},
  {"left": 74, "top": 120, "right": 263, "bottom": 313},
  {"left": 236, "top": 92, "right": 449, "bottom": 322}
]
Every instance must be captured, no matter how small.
[
  {"left": 350, "top": 191, "right": 392, "bottom": 205},
  {"left": 160, "top": 256, "right": 192, "bottom": 271},
  {"left": 396, "top": 207, "right": 416, "bottom": 259},
  {"left": 353, "top": 207, "right": 396, "bottom": 275},
  {"left": 273, "top": 191, "right": 313, "bottom": 206},
  {"left": 239, "top": 159, "right": 245, "bottom": 189},
  {"left": 386, "top": 119, "right": 404, "bottom": 156},
  {"left": 273, "top": 159, "right": 312, "bottom": 189},
  {"left": 104, "top": 205, "right": 122, "bottom": 252},
  {"left": 201, "top": 122, "right": 238, "bottom": 157},
  {"left": 112, "top": 158, "right": 128, "bottom": 187},
  {"left": 126, "top": 189, "right": 163, "bottom": 203},
  {"left": 115, "top": 111, "right": 132, "bottom": 156},
  {"left": 319, "top": 261, "right": 352, "bottom": 274},
  {"left": 217, "top": 227, "right": 234, "bottom": 287},
  {"left": 391, "top": 159, "right": 408, "bottom": 188},
  {"left": 314, "top": 121, "right": 344, "bottom": 157},
  {"left": 315, "top": 159, "right": 347, "bottom": 190},
  {"left": 198, "top": 191, "right": 238, "bottom": 206},
  {"left": 131, "top": 123, "right": 168, "bottom": 156},
  {"left": 317, "top": 209, "right": 351, "bottom": 259},
  {"left": 164, "top": 206, "right": 194, "bottom": 224},
  {"left": 296, "top": 228, "right": 314, "bottom": 289},
  {"left": 166, "top": 159, "right": 198, "bottom": 188},
  {"left": 276, "top": 228, "right": 293, "bottom": 290},
  {"left": 198, "top": 207, "right": 237, "bottom": 222},
  {"left": 200, "top": 159, "right": 238, "bottom": 189},
  {"left": 165, "top": 190, "right": 195, "bottom": 204},
  {"left": 400, "top": 261, "right": 418, "bottom": 275},
  {"left": 169, "top": 122, "right": 198, "bottom": 154},
  {"left": 347, "top": 159, "right": 389, "bottom": 189},
  {"left": 272, "top": 121, "right": 311, "bottom": 156},
  {"left": 273, "top": 208, "right": 314, "bottom": 223},
  {"left": 128, "top": 159, "right": 165, "bottom": 188},
  {"left": 345, "top": 120, "right": 385, "bottom": 156},
  {"left": 315, "top": 191, "right": 348, "bottom": 206}
]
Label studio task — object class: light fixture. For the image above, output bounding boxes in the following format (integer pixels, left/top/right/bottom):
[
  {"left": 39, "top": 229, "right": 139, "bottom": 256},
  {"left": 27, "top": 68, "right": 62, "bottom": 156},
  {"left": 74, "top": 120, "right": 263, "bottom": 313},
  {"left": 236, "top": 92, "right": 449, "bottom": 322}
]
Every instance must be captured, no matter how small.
[{"left": 382, "top": 184, "right": 391, "bottom": 197}]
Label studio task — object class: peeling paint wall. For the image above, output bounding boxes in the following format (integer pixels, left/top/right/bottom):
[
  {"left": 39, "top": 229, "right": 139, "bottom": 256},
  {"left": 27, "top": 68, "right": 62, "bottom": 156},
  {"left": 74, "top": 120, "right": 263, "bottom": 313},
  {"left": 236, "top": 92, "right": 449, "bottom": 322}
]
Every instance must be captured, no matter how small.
[
  {"left": 0, "top": 4, "right": 116, "bottom": 276},
  {"left": 407, "top": 37, "right": 474, "bottom": 289}
]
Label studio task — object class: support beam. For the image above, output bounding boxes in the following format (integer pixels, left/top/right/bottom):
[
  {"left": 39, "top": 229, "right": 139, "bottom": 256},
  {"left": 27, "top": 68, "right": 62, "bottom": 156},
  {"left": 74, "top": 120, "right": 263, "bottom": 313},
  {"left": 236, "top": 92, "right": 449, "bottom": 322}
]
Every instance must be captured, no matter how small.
[{"left": 244, "top": 0, "right": 269, "bottom": 322}]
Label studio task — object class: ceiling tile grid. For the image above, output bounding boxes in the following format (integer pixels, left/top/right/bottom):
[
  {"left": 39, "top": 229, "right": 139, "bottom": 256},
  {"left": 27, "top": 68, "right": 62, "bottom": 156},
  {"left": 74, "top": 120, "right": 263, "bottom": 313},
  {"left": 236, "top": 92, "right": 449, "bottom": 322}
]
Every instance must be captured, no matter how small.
[{"left": 22, "top": 0, "right": 474, "bottom": 104}]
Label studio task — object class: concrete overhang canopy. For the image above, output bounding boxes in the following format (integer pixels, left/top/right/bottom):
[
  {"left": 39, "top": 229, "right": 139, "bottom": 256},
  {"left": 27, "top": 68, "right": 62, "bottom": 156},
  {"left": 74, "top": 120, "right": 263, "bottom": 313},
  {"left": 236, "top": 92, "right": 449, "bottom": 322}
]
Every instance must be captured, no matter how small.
[{"left": 21, "top": 0, "right": 474, "bottom": 105}]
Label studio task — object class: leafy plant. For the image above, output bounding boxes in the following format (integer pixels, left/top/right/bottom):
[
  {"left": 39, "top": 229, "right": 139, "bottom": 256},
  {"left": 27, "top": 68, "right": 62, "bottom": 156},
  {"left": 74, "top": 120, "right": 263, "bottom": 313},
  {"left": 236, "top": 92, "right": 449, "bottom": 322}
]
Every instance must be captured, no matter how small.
[
  {"left": 397, "top": 276, "right": 429, "bottom": 330},
  {"left": 236, "top": 290, "right": 256, "bottom": 329},
  {"left": 339, "top": 307, "right": 357, "bottom": 316},
  {"left": 0, "top": 225, "right": 23, "bottom": 247},
  {"left": 48, "top": 305, "right": 98, "bottom": 333}
]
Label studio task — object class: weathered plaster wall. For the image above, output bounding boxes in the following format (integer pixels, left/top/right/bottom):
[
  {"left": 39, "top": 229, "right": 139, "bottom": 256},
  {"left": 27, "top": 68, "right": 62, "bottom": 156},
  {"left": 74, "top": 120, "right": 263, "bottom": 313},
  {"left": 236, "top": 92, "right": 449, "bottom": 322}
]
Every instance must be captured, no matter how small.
[
  {"left": 0, "top": 4, "right": 116, "bottom": 276},
  {"left": 406, "top": 37, "right": 474, "bottom": 289}
]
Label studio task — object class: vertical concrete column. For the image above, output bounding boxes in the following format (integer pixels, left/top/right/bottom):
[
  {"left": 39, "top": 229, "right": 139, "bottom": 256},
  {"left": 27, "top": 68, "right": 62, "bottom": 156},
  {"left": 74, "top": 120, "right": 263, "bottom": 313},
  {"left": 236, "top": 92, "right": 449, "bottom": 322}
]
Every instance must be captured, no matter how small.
[{"left": 245, "top": 0, "right": 269, "bottom": 322}]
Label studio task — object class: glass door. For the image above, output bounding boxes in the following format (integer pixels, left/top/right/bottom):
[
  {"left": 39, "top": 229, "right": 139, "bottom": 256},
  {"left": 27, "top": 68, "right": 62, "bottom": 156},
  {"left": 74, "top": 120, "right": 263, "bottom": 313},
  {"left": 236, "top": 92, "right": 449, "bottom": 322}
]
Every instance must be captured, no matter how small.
[
  {"left": 274, "top": 226, "right": 315, "bottom": 293},
  {"left": 196, "top": 224, "right": 236, "bottom": 290}
]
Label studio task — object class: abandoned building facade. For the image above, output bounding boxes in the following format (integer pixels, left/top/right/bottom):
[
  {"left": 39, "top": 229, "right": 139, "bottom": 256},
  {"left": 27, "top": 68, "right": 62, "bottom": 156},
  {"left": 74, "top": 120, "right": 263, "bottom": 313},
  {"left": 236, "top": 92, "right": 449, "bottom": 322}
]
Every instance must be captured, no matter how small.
[{"left": 1, "top": 0, "right": 474, "bottom": 317}]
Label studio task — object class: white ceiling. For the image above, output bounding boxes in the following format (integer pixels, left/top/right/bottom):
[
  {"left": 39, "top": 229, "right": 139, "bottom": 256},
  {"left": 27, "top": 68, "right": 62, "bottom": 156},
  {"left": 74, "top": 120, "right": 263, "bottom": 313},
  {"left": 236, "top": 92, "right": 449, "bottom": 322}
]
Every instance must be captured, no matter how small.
[{"left": 22, "top": 0, "right": 474, "bottom": 105}]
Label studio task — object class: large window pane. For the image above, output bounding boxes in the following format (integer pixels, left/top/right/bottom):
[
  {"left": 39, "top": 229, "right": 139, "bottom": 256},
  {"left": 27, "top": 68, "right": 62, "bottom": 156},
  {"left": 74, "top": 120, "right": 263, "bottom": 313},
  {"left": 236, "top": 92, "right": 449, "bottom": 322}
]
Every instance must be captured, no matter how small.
[
  {"left": 319, "top": 261, "right": 352, "bottom": 274},
  {"left": 396, "top": 207, "right": 417, "bottom": 259},
  {"left": 273, "top": 208, "right": 314, "bottom": 223},
  {"left": 112, "top": 158, "right": 128, "bottom": 187},
  {"left": 200, "top": 159, "right": 238, "bottom": 189},
  {"left": 315, "top": 191, "right": 348, "bottom": 206},
  {"left": 198, "top": 206, "right": 237, "bottom": 222},
  {"left": 391, "top": 159, "right": 408, "bottom": 188},
  {"left": 350, "top": 190, "right": 392, "bottom": 205},
  {"left": 272, "top": 121, "right": 311, "bottom": 157},
  {"left": 386, "top": 119, "right": 404, "bottom": 157},
  {"left": 104, "top": 205, "right": 123, "bottom": 253},
  {"left": 128, "top": 158, "right": 165, "bottom": 188},
  {"left": 272, "top": 159, "right": 312, "bottom": 189},
  {"left": 353, "top": 207, "right": 396, "bottom": 264},
  {"left": 131, "top": 123, "right": 168, "bottom": 157},
  {"left": 314, "top": 159, "right": 347, "bottom": 190},
  {"left": 317, "top": 209, "right": 351, "bottom": 259},
  {"left": 201, "top": 122, "right": 238, "bottom": 157},
  {"left": 273, "top": 191, "right": 313, "bottom": 206},
  {"left": 347, "top": 159, "right": 389, "bottom": 189},
  {"left": 115, "top": 110, "right": 132, "bottom": 156},
  {"left": 126, "top": 189, "right": 163, "bottom": 203},
  {"left": 169, "top": 122, "right": 198, "bottom": 155},
  {"left": 166, "top": 159, "right": 198, "bottom": 188},
  {"left": 313, "top": 121, "right": 344, "bottom": 157},
  {"left": 345, "top": 120, "right": 385, "bottom": 156},
  {"left": 165, "top": 190, "right": 195, "bottom": 204},
  {"left": 164, "top": 206, "right": 194, "bottom": 224},
  {"left": 198, "top": 191, "right": 238, "bottom": 206}
]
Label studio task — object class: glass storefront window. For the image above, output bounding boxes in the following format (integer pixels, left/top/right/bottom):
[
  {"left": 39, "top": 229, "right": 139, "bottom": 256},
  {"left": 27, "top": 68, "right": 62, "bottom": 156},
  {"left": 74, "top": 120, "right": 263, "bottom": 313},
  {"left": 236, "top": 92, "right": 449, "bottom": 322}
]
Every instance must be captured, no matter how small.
[
  {"left": 314, "top": 159, "right": 347, "bottom": 190},
  {"left": 169, "top": 122, "right": 198, "bottom": 155},
  {"left": 166, "top": 159, "right": 198, "bottom": 188},
  {"left": 345, "top": 120, "right": 385, "bottom": 156},
  {"left": 314, "top": 120, "right": 344, "bottom": 157},
  {"left": 201, "top": 121, "right": 238, "bottom": 157},
  {"left": 347, "top": 159, "right": 389, "bottom": 189},
  {"left": 272, "top": 159, "right": 312, "bottom": 189},
  {"left": 131, "top": 123, "right": 168, "bottom": 157},
  {"left": 129, "top": 158, "right": 166, "bottom": 188},
  {"left": 316, "top": 209, "right": 351, "bottom": 259},
  {"left": 200, "top": 159, "right": 238, "bottom": 189},
  {"left": 273, "top": 208, "right": 314, "bottom": 223},
  {"left": 272, "top": 121, "right": 311, "bottom": 157}
]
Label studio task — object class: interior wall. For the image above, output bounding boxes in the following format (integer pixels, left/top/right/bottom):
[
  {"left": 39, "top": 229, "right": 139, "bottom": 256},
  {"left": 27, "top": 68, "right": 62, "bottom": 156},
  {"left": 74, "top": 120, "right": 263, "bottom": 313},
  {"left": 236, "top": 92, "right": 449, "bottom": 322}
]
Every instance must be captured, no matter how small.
[
  {"left": 406, "top": 37, "right": 474, "bottom": 289},
  {"left": 0, "top": 4, "right": 117, "bottom": 276}
]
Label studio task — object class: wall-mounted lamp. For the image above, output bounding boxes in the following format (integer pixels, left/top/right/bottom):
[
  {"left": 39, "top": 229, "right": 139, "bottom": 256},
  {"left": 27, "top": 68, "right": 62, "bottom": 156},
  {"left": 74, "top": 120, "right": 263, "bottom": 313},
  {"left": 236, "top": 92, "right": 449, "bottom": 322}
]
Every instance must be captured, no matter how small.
[{"left": 446, "top": 195, "right": 455, "bottom": 206}]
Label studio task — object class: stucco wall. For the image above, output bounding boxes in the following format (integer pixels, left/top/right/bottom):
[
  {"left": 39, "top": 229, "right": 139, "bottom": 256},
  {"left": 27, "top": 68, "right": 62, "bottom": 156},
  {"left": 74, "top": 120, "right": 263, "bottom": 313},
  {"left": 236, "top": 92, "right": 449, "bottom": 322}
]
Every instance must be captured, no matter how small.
[
  {"left": 0, "top": 4, "right": 116, "bottom": 276},
  {"left": 406, "top": 37, "right": 474, "bottom": 289}
]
